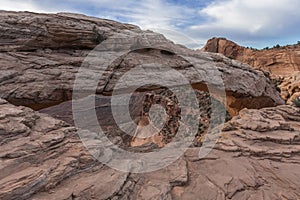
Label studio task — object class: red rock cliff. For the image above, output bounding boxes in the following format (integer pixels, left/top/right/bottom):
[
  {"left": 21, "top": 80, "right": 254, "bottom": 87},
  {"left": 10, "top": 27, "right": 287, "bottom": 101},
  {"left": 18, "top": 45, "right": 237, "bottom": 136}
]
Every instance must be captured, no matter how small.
[{"left": 204, "top": 37, "right": 300, "bottom": 76}]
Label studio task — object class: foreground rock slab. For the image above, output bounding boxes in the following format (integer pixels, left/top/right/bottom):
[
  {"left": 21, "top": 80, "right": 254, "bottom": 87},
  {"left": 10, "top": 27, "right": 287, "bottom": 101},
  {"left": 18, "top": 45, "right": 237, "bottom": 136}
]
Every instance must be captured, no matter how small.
[{"left": 1, "top": 99, "right": 299, "bottom": 199}]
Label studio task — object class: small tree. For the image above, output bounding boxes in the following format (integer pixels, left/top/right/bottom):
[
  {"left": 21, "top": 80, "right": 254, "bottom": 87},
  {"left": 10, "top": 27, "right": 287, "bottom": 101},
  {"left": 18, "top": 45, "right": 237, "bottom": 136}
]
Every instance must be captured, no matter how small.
[
  {"left": 273, "top": 44, "right": 281, "bottom": 49},
  {"left": 92, "top": 26, "right": 105, "bottom": 44}
]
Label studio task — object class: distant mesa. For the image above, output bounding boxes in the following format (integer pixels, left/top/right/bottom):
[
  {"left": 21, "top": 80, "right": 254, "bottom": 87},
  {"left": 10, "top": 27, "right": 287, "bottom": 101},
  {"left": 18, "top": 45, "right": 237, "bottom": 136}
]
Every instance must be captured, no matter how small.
[{"left": 203, "top": 37, "right": 300, "bottom": 76}]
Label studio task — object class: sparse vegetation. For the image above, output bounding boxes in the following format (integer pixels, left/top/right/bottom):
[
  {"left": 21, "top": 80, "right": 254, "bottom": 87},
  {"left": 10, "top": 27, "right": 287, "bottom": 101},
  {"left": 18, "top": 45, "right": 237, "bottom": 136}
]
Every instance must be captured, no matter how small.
[
  {"left": 273, "top": 44, "right": 281, "bottom": 49},
  {"left": 249, "top": 47, "right": 258, "bottom": 51},
  {"left": 271, "top": 77, "right": 283, "bottom": 93},
  {"left": 92, "top": 26, "right": 105, "bottom": 44},
  {"left": 247, "top": 42, "right": 300, "bottom": 51},
  {"left": 245, "top": 46, "right": 258, "bottom": 51},
  {"left": 292, "top": 95, "right": 300, "bottom": 108}
]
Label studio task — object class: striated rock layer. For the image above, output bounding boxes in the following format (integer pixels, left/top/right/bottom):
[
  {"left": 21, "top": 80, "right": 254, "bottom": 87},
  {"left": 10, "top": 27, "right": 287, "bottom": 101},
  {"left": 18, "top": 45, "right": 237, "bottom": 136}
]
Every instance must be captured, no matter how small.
[
  {"left": 204, "top": 37, "right": 300, "bottom": 76},
  {"left": 0, "top": 11, "right": 297, "bottom": 200},
  {"left": 0, "top": 11, "right": 283, "bottom": 116},
  {"left": 1, "top": 99, "right": 300, "bottom": 199}
]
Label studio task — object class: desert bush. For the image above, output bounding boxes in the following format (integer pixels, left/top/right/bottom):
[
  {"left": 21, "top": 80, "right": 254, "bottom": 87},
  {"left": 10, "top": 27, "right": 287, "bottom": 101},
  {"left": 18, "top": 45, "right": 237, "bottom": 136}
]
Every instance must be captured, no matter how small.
[
  {"left": 292, "top": 95, "right": 300, "bottom": 108},
  {"left": 92, "top": 26, "right": 105, "bottom": 44},
  {"left": 273, "top": 44, "right": 281, "bottom": 49},
  {"left": 271, "top": 77, "right": 283, "bottom": 93}
]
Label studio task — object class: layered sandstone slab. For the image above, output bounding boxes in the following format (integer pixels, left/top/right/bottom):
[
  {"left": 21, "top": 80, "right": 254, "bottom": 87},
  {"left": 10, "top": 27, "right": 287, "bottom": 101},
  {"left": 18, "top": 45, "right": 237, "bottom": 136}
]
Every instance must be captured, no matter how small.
[
  {"left": 1, "top": 100, "right": 300, "bottom": 199},
  {"left": 0, "top": 11, "right": 296, "bottom": 200}
]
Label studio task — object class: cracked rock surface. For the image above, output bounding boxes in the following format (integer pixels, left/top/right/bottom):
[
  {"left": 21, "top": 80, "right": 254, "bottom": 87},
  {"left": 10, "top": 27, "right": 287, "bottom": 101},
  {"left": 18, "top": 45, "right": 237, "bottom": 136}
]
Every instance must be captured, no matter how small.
[{"left": 1, "top": 100, "right": 299, "bottom": 199}]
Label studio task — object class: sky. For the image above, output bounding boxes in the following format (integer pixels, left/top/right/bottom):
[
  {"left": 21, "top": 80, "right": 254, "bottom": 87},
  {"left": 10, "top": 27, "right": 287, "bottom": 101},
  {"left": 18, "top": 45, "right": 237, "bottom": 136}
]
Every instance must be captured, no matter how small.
[{"left": 1, "top": 0, "right": 300, "bottom": 49}]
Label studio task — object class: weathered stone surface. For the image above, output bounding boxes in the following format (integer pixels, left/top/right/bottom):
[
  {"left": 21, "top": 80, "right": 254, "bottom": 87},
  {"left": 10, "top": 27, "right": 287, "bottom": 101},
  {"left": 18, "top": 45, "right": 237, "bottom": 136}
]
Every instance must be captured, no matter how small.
[
  {"left": 0, "top": 99, "right": 96, "bottom": 199},
  {"left": 0, "top": 11, "right": 298, "bottom": 200},
  {"left": 0, "top": 11, "right": 283, "bottom": 115},
  {"left": 204, "top": 37, "right": 300, "bottom": 76},
  {"left": 176, "top": 105, "right": 300, "bottom": 200},
  {"left": 1, "top": 100, "right": 300, "bottom": 199},
  {"left": 0, "top": 11, "right": 140, "bottom": 110},
  {"left": 40, "top": 89, "right": 218, "bottom": 148},
  {"left": 279, "top": 72, "right": 300, "bottom": 103},
  {"left": 0, "top": 11, "right": 139, "bottom": 52}
]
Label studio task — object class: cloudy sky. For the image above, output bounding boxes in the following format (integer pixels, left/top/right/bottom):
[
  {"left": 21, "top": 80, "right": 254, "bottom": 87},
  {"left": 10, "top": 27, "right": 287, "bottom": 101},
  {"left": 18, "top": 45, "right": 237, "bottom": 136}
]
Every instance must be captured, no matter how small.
[{"left": 1, "top": 0, "right": 300, "bottom": 49}]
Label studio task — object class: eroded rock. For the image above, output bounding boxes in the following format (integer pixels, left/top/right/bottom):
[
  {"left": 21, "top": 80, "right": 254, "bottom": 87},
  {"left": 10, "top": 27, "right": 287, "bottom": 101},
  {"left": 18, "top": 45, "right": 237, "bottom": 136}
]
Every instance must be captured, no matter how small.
[
  {"left": 204, "top": 37, "right": 300, "bottom": 76},
  {"left": 279, "top": 72, "right": 300, "bottom": 104},
  {"left": 0, "top": 11, "right": 283, "bottom": 116},
  {"left": 177, "top": 105, "right": 300, "bottom": 200},
  {"left": 0, "top": 11, "right": 297, "bottom": 200},
  {"left": 1, "top": 100, "right": 300, "bottom": 199}
]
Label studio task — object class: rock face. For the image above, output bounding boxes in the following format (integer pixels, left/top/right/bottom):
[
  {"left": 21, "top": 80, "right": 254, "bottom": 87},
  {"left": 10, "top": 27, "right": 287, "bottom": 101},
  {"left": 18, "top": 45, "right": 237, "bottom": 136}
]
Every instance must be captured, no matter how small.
[
  {"left": 0, "top": 11, "right": 139, "bottom": 51},
  {"left": 178, "top": 105, "right": 300, "bottom": 200},
  {"left": 0, "top": 99, "right": 96, "bottom": 199},
  {"left": 0, "top": 11, "right": 283, "bottom": 116},
  {"left": 0, "top": 11, "right": 140, "bottom": 110},
  {"left": 279, "top": 72, "right": 300, "bottom": 103},
  {"left": 204, "top": 37, "right": 300, "bottom": 76},
  {"left": 1, "top": 99, "right": 300, "bottom": 199},
  {"left": 0, "top": 11, "right": 297, "bottom": 200}
]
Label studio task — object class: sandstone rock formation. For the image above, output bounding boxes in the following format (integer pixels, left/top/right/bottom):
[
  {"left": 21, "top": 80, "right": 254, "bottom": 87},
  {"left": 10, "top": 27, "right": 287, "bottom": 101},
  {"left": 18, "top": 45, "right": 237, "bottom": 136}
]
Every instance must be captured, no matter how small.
[
  {"left": 40, "top": 89, "right": 227, "bottom": 148},
  {"left": 204, "top": 37, "right": 300, "bottom": 76},
  {"left": 279, "top": 72, "right": 300, "bottom": 104},
  {"left": 178, "top": 105, "right": 300, "bottom": 199},
  {"left": 1, "top": 99, "right": 300, "bottom": 199},
  {"left": 0, "top": 99, "right": 95, "bottom": 199},
  {"left": 0, "top": 11, "right": 283, "bottom": 116},
  {"left": 1, "top": 11, "right": 298, "bottom": 200}
]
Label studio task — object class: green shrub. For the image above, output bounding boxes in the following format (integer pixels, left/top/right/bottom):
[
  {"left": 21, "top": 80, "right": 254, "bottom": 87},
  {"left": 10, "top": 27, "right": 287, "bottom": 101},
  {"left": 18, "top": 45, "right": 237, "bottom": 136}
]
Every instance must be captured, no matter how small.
[
  {"left": 273, "top": 44, "right": 281, "bottom": 49},
  {"left": 292, "top": 96, "right": 300, "bottom": 108},
  {"left": 92, "top": 26, "right": 105, "bottom": 44}
]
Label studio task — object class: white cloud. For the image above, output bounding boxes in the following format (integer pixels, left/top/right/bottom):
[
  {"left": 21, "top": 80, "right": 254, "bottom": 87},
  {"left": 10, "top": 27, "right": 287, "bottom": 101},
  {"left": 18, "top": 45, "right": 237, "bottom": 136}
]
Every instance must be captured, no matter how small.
[
  {"left": 1, "top": 0, "right": 299, "bottom": 48},
  {"left": 0, "top": 0, "right": 77, "bottom": 13},
  {"left": 0, "top": 0, "right": 200, "bottom": 48},
  {"left": 73, "top": 0, "right": 201, "bottom": 48},
  {"left": 0, "top": 0, "right": 44, "bottom": 12},
  {"left": 189, "top": 0, "right": 300, "bottom": 43},
  {"left": 89, "top": 1, "right": 190, "bottom": 31}
]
